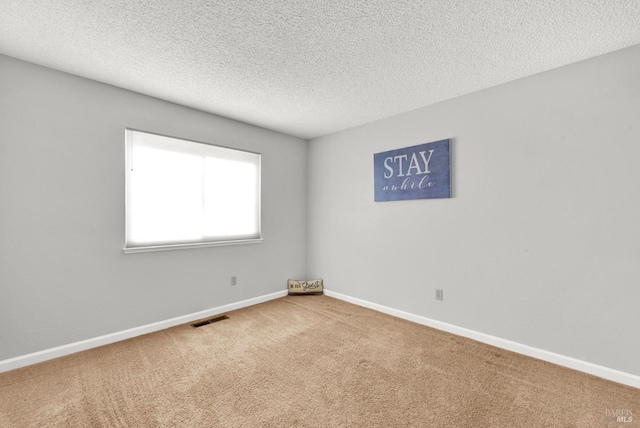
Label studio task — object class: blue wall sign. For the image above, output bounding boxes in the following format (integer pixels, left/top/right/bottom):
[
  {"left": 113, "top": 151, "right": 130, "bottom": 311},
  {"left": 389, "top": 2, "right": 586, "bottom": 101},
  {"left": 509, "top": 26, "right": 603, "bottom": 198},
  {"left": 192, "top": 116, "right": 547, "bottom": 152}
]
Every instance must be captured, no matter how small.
[{"left": 374, "top": 139, "right": 451, "bottom": 202}]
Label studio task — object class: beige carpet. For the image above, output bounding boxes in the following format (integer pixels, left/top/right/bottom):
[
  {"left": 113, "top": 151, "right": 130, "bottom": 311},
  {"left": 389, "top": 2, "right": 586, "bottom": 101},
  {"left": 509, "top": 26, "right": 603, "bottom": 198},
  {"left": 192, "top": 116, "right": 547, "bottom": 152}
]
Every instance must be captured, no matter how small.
[{"left": 1, "top": 295, "right": 638, "bottom": 427}]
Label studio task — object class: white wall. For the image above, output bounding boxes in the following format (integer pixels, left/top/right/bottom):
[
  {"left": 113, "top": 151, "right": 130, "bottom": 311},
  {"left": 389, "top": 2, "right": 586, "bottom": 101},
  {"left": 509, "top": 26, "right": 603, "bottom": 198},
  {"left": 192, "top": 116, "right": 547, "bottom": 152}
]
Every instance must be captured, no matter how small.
[
  {"left": 0, "top": 55, "right": 307, "bottom": 361},
  {"left": 307, "top": 45, "right": 640, "bottom": 376},
  {"left": 3, "top": 44, "right": 639, "bottom": 377}
]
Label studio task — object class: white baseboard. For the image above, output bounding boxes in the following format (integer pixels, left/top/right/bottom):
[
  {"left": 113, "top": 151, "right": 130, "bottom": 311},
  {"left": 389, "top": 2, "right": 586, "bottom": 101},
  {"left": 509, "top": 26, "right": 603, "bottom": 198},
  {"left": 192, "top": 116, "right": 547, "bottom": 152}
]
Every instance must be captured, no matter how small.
[
  {"left": 324, "top": 289, "right": 640, "bottom": 389},
  {"left": 0, "top": 290, "right": 287, "bottom": 374}
]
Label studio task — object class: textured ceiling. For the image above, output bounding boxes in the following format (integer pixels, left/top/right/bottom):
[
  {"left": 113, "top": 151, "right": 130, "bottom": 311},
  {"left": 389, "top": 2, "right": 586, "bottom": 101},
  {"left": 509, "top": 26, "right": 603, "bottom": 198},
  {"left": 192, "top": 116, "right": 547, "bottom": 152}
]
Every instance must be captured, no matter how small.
[{"left": 1, "top": 1, "right": 640, "bottom": 139}]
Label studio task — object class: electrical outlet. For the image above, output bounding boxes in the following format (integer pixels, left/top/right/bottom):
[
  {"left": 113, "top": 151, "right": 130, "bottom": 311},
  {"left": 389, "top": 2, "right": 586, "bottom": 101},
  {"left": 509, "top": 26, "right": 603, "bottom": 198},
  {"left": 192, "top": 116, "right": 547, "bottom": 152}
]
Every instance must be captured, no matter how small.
[
  {"left": 435, "top": 289, "right": 443, "bottom": 301},
  {"left": 230, "top": 276, "right": 237, "bottom": 286}
]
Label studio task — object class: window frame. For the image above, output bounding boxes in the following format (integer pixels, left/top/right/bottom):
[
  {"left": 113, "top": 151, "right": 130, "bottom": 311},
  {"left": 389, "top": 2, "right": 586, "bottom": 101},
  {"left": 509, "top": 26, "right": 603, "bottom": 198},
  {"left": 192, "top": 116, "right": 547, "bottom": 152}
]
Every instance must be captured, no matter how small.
[{"left": 123, "top": 128, "right": 262, "bottom": 254}]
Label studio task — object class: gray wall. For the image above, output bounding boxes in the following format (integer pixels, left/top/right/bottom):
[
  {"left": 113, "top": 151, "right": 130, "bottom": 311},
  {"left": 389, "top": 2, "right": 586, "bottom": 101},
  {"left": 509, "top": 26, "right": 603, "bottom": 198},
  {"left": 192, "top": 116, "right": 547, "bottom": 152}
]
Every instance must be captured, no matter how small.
[
  {"left": 307, "top": 45, "right": 640, "bottom": 376},
  {"left": 0, "top": 55, "right": 307, "bottom": 361},
  {"left": 3, "top": 45, "right": 639, "bottom": 377}
]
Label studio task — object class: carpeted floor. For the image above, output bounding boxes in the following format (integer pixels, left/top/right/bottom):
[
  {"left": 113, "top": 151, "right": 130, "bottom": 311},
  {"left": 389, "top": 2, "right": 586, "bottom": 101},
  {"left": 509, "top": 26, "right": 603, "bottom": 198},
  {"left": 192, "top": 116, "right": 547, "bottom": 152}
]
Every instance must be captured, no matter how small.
[{"left": 1, "top": 295, "right": 638, "bottom": 427}]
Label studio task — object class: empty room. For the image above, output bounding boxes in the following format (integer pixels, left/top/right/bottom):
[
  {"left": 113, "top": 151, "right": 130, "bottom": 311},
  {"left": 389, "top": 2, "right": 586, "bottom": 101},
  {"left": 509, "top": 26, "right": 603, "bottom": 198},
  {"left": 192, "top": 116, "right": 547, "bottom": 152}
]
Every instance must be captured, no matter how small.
[{"left": 1, "top": 1, "right": 639, "bottom": 427}]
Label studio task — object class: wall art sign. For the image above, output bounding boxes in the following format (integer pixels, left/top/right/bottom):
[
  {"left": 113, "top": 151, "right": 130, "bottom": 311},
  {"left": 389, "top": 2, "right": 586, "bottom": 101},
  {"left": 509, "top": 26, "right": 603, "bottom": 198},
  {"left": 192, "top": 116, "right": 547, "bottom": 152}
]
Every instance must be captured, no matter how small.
[{"left": 373, "top": 139, "right": 451, "bottom": 202}]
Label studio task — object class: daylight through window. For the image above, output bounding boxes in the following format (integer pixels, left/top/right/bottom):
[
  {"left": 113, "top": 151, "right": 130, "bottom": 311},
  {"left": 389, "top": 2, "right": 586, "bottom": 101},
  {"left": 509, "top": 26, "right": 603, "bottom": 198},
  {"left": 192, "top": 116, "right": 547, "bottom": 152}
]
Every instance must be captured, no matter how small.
[{"left": 125, "top": 129, "right": 261, "bottom": 253}]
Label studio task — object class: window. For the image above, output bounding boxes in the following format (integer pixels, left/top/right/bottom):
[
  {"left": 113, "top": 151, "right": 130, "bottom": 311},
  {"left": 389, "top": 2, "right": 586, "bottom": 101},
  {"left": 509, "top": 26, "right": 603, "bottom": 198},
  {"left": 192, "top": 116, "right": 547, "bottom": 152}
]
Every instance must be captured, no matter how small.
[{"left": 124, "top": 129, "right": 261, "bottom": 253}]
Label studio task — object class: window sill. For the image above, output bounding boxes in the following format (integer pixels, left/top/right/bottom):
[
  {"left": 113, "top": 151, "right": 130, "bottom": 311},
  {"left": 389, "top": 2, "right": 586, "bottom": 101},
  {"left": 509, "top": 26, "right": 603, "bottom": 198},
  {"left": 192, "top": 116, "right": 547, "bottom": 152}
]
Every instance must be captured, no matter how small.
[{"left": 123, "top": 238, "right": 263, "bottom": 254}]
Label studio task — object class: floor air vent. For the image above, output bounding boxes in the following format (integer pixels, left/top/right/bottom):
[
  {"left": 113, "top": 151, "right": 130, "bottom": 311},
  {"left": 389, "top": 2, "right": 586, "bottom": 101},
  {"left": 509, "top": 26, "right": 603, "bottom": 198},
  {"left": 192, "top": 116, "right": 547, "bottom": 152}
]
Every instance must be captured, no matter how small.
[{"left": 191, "top": 315, "right": 229, "bottom": 328}]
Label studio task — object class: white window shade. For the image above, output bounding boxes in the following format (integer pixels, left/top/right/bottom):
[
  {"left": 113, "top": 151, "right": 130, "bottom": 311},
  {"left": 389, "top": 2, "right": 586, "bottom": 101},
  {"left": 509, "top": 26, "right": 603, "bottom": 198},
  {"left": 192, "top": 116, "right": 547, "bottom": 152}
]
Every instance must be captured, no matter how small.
[{"left": 125, "top": 129, "right": 261, "bottom": 253}]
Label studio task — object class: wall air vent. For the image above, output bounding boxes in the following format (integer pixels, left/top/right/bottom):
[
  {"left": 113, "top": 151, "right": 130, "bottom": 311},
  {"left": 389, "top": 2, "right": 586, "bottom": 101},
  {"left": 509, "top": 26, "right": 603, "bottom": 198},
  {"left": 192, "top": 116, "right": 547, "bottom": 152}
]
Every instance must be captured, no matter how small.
[{"left": 191, "top": 315, "right": 229, "bottom": 328}]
